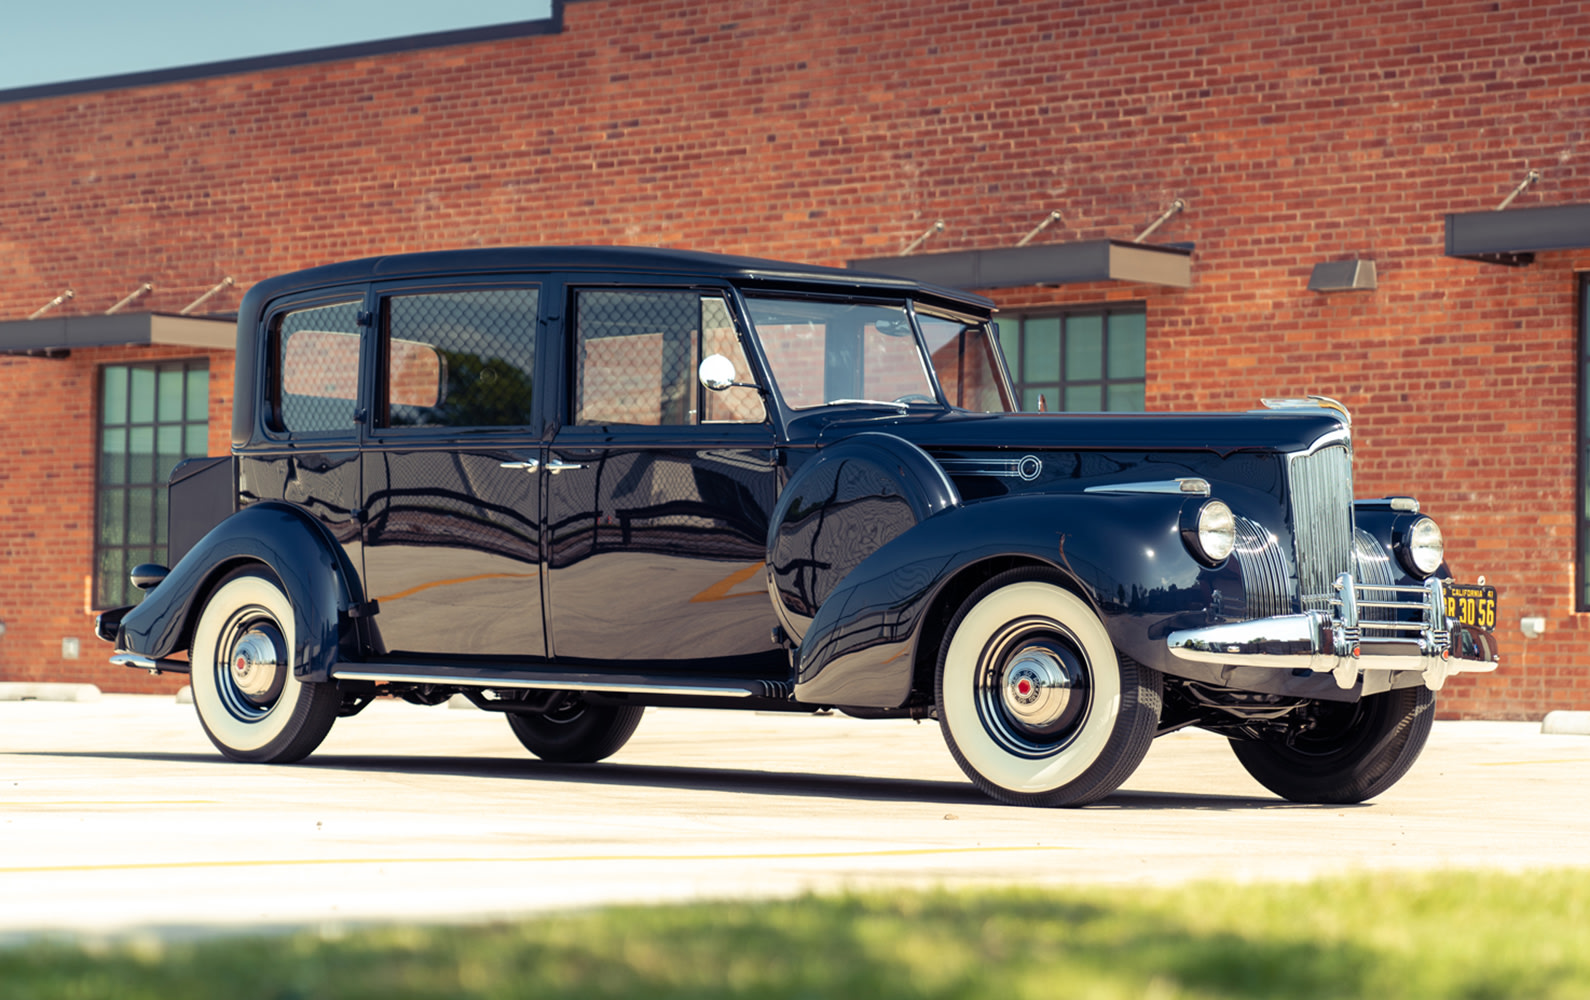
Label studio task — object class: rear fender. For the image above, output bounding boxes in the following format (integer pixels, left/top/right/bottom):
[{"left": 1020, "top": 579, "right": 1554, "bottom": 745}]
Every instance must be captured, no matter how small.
[
  {"left": 792, "top": 492, "right": 1216, "bottom": 707},
  {"left": 113, "top": 501, "right": 364, "bottom": 683}
]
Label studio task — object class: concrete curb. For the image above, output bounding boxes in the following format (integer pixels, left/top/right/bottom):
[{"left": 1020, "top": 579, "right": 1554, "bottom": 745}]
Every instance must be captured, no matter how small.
[
  {"left": 175, "top": 686, "right": 193, "bottom": 705},
  {"left": 1541, "top": 710, "right": 1590, "bottom": 735},
  {"left": 0, "top": 682, "right": 102, "bottom": 703}
]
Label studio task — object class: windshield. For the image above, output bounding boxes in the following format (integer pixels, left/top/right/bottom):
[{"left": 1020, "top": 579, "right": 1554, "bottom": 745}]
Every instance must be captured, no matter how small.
[{"left": 747, "top": 297, "right": 937, "bottom": 409}]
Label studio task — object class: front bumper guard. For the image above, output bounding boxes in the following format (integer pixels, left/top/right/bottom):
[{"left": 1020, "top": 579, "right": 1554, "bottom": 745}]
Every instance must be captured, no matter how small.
[{"left": 1167, "top": 573, "right": 1500, "bottom": 692}]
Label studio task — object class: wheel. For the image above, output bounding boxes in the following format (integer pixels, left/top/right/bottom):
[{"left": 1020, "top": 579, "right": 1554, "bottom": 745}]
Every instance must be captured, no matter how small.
[
  {"left": 935, "top": 569, "right": 1161, "bottom": 807},
  {"left": 506, "top": 695, "right": 644, "bottom": 763},
  {"left": 189, "top": 568, "right": 340, "bottom": 763},
  {"left": 1229, "top": 686, "right": 1435, "bottom": 803}
]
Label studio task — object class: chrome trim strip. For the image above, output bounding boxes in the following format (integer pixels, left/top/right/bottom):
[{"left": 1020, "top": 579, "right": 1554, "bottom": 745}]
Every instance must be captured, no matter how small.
[
  {"left": 330, "top": 667, "right": 756, "bottom": 699},
  {"left": 111, "top": 653, "right": 158, "bottom": 670},
  {"left": 938, "top": 455, "right": 1043, "bottom": 481},
  {"left": 1083, "top": 478, "right": 1209, "bottom": 496}
]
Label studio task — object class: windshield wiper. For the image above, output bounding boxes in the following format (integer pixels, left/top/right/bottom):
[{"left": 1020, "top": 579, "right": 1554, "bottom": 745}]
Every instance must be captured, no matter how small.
[{"left": 824, "top": 398, "right": 911, "bottom": 411}]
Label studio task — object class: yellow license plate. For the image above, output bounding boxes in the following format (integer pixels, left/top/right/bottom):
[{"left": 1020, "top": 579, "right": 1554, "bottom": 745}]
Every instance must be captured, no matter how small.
[{"left": 1445, "top": 584, "right": 1497, "bottom": 631}]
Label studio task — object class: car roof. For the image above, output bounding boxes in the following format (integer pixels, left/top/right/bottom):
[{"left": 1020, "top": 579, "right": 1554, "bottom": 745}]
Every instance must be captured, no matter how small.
[{"left": 240, "top": 245, "right": 995, "bottom": 315}]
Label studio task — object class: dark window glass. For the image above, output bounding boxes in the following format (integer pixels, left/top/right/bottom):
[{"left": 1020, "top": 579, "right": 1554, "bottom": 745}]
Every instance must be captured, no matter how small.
[
  {"left": 995, "top": 305, "right": 1148, "bottom": 413},
  {"left": 383, "top": 288, "right": 540, "bottom": 429},
  {"left": 95, "top": 361, "right": 209, "bottom": 607}
]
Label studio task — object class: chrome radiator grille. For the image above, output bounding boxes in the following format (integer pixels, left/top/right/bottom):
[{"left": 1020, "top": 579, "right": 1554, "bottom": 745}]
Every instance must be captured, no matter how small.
[
  {"left": 1233, "top": 515, "right": 1290, "bottom": 620},
  {"left": 1287, "top": 442, "right": 1354, "bottom": 613}
]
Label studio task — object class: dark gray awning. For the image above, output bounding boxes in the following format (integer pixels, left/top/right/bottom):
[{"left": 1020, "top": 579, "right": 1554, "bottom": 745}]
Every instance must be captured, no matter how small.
[
  {"left": 1444, "top": 203, "right": 1590, "bottom": 266},
  {"left": 0, "top": 312, "right": 234, "bottom": 357},
  {"left": 848, "top": 239, "right": 1193, "bottom": 291}
]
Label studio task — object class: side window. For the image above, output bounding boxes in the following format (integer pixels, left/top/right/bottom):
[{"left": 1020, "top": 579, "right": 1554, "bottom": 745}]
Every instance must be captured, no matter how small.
[
  {"left": 575, "top": 289, "right": 763, "bottom": 426},
  {"left": 382, "top": 288, "right": 540, "bottom": 429},
  {"left": 918, "top": 314, "right": 1014, "bottom": 413},
  {"left": 273, "top": 300, "right": 363, "bottom": 435}
]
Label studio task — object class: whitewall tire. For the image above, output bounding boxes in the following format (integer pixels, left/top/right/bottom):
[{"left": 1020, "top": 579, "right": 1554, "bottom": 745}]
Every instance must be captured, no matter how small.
[
  {"left": 190, "top": 568, "right": 340, "bottom": 763},
  {"left": 936, "top": 570, "right": 1161, "bottom": 807}
]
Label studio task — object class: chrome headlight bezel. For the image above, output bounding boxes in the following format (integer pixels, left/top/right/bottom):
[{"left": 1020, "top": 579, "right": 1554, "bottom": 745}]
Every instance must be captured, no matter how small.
[
  {"left": 1396, "top": 516, "right": 1445, "bottom": 578},
  {"left": 1183, "top": 499, "right": 1236, "bottom": 567}
]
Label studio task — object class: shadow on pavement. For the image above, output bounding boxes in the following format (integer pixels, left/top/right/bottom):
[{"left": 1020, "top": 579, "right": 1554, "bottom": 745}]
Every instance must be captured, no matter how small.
[{"left": 11, "top": 748, "right": 1321, "bottom": 811}]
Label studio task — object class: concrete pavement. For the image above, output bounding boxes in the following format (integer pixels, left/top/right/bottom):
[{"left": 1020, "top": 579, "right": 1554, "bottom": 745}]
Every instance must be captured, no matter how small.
[{"left": 2, "top": 694, "right": 1588, "bottom": 942}]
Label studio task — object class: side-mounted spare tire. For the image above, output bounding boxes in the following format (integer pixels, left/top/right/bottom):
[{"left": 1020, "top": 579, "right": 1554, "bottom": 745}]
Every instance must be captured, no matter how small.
[{"left": 766, "top": 432, "right": 959, "bottom": 645}]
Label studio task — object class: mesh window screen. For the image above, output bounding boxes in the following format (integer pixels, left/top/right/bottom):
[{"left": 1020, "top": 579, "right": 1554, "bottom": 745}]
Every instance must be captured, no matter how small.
[
  {"left": 386, "top": 288, "right": 540, "bottom": 428},
  {"left": 576, "top": 290, "right": 706, "bottom": 425},
  {"left": 277, "top": 301, "right": 362, "bottom": 434}
]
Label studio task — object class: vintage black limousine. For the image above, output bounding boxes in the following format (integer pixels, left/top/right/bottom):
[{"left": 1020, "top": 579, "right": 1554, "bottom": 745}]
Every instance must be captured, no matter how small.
[{"left": 98, "top": 246, "right": 1499, "bottom": 806}]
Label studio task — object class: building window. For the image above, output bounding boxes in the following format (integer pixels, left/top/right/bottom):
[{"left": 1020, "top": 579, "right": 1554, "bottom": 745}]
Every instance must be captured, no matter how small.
[
  {"left": 995, "top": 306, "right": 1146, "bottom": 412},
  {"left": 1580, "top": 275, "right": 1590, "bottom": 610},
  {"left": 96, "top": 361, "right": 210, "bottom": 608}
]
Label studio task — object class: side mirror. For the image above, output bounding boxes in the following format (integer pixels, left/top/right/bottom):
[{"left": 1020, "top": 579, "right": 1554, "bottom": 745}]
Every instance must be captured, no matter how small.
[{"left": 698, "top": 353, "right": 743, "bottom": 392}]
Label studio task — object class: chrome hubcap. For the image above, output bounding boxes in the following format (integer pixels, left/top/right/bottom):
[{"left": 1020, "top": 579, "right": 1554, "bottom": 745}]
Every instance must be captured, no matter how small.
[
  {"left": 975, "top": 620, "right": 1093, "bottom": 757},
  {"left": 223, "top": 619, "right": 287, "bottom": 710},
  {"left": 999, "top": 641, "right": 1087, "bottom": 737}
]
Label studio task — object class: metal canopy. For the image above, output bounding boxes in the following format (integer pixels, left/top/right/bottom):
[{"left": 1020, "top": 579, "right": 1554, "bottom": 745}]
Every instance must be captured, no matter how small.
[
  {"left": 848, "top": 239, "right": 1193, "bottom": 291},
  {"left": 0, "top": 312, "right": 234, "bottom": 357},
  {"left": 1444, "top": 203, "right": 1590, "bottom": 267}
]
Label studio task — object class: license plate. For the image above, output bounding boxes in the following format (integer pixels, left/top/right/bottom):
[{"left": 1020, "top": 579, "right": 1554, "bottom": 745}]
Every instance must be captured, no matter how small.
[{"left": 1445, "top": 584, "right": 1497, "bottom": 631}]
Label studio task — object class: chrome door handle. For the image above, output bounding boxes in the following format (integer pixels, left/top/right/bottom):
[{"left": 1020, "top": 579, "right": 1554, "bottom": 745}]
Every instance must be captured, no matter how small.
[
  {"left": 545, "top": 458, "right": 586, "bottom": 474},
  {"left": 499, "top": 459, "right": 541, "bottom": 472}
]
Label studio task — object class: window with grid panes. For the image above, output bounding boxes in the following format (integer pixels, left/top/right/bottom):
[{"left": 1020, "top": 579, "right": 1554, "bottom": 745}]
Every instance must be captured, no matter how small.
[
  {"left": 1579, "top": 275, "right": 1590, "bottom": 609},
  {"left": 95, "top": 361, "right": 209, "bottom": 607},
  {"left": 994, "top": 306, "right": 1146, "bottom": 412}
]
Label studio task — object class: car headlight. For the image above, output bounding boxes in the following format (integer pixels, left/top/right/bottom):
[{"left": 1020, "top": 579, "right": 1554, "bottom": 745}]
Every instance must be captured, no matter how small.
[
  {"left": 1398, "top": 516, "right": 1444, "bottom": 577},
  {"left": 1184, "top": 499, "right": 1236, "bottom": 566}
]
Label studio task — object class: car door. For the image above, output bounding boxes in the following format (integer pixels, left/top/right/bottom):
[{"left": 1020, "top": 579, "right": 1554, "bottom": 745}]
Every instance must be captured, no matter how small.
[
  {"left": 358, "top": 281, "right": 549, "bottom": 660},
  {"left": 543, "top": 283, "right": 782, "bottom": 670}
]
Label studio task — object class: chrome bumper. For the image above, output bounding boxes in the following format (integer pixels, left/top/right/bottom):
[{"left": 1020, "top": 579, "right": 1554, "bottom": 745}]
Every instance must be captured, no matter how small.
[{"left": 1167, "top": 573, "right": 1500, "bottom": 691}]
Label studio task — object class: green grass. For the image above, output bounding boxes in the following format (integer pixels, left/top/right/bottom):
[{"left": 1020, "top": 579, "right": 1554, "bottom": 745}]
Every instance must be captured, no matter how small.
[{"left": 4, "top": 870, "right": 1588, "bottom": 999}]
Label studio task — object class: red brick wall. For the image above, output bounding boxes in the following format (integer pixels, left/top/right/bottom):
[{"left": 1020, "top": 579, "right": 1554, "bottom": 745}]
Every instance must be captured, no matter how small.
[
  {"left": 0, "top": 346, "right": 233, "bottom": 694},
  {"left": 1, "top": 0, "right": 1587, "bottom": 716}
]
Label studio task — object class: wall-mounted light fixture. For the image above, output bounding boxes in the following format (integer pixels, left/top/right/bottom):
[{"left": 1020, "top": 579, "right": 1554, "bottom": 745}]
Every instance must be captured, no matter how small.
[
  {"left": 1520, "top": 616, "right": 1546, "bottom": 639},
  {"left": 1308, "top": 259, "right": 1377, "bottom": 293}
]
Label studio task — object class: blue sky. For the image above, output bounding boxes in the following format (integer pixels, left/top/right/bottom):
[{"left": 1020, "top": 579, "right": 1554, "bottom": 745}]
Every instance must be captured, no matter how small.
[{"left": 0, "top": 0, "right": 554, "bottom": 92}]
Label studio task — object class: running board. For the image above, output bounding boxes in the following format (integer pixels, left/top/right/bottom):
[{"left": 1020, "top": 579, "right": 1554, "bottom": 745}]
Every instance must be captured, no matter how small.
[{"left": 330, "top": 661, "right": 791, "bottom": 700}]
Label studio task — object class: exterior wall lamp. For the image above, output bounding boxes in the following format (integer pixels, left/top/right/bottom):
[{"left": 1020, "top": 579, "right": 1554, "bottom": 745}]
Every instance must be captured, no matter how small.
[{"left": 1308, "top": 259, "right": 1377, "bottom": 293}]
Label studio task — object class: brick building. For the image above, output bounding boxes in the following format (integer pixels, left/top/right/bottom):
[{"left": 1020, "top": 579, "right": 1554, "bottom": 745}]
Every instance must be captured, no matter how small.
[{"left": 1, "top": 0, "right": 1586, "bottom": 717}]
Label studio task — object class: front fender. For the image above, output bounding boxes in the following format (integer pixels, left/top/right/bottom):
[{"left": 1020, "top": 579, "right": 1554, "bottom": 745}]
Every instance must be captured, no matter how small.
[
  {"left": 114, "top": 501, "right": 363, "bottom": 683},
  {"left": 792, "top": 492, "right": 1217, "bottom": 707}
]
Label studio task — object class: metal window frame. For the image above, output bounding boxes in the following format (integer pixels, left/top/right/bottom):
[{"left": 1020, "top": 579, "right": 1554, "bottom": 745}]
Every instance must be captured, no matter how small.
[
  {"left": 93, "top": 359, "right": 210, "bottom": 609},
  {"left": 1580, "top": 274, "right": 1590, "bottom": 610},
  {"left": 999, "top": 303, "right": 1148, "bottom": 413}
]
